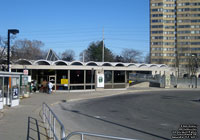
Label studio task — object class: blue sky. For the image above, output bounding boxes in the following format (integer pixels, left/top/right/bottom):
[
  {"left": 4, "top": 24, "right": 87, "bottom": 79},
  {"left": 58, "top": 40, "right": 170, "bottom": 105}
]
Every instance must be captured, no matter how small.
[{"left": 0, "top": 0, "right": 149, "bottom": 60}]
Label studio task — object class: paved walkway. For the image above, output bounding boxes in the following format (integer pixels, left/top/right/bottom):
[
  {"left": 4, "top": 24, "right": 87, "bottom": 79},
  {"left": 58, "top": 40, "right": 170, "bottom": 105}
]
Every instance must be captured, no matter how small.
[{"left": 0, "top": 87, "right": 199, "bottom": 140}]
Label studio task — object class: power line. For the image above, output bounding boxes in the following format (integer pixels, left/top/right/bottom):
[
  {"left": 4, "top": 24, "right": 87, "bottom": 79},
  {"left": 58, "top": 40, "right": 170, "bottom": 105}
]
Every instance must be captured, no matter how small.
[
  {"left": 19, "top": 26, "right": 149, "bottom": 33},
  {"left": 106, "top": 38, "right": 149, "bottom": 42},
  {"left": 19, "top": 31, "right": 149, "bottom": 38},
  {"left": 43, "top": 38, "right": 101, "bottom": 44}
]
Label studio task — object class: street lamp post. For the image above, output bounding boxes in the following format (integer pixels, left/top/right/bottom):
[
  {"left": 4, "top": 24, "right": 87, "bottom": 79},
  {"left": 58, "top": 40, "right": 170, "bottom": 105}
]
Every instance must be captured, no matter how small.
[{"left": 7, "top": 29, "right": 19, "bottom": 72}]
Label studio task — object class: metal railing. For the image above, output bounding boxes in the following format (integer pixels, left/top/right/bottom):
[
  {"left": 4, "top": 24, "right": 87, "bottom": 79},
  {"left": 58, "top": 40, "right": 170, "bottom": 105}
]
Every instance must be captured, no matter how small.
[
  {"left": 43, "top": 102, "right": 66, "bottom": 140},
  {"left": 63, "top": 131, "right": 138, "bottom": 140},
  {"left": 43, "top": 102, "right": 138, "bottom": 140},
  {"left": 170, "top": 75, "right": 200, "bottom": 88},
  {"left": 129, "top": 73, "right": 162, "bottom": 83}
]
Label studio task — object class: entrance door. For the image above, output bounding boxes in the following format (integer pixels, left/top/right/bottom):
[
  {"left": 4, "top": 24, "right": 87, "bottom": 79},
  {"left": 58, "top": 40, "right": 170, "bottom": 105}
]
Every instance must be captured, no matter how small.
[{"left": 49, "top": 75, "right": 56, "bottom": 91}]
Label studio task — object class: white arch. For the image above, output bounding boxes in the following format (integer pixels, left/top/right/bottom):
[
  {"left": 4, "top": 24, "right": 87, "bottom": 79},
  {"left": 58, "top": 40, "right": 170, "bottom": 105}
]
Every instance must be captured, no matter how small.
[
  {"left": 70, "top": 61, "right": 84, "bottom": 66},
  {"left": 159, "top": 64, "right": 168, "bottom": 68},
  {"left": 115, "top": 63, "right": 125, "bottom": 67},
  {"left": 86, "top": 61, "right": 98, "bottom": 66},
  {"left": 53, "top": 60, "right": 68, "bottom": 66},
  {"left": 15, "top": 59, "right": 32, "bottom": 65},
  {"left": 138, "top": 64, "right": 148, "bottom": 68},
  {"left": 34, "top": 60, "right": 51, "bottom": 65},
  {"left": 149, "top": 64, "right": 158, "bottom": 68},
  {"left": 128, "top": 63, "right": 137, "bottom": 67},
  {"left": 102, "top": 62, "right": 113, "bottom": 66}
]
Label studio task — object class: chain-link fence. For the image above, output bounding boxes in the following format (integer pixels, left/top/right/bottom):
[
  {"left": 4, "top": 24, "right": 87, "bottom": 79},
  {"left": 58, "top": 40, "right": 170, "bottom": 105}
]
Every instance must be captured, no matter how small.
[
  {"left": 170, "top": 75, "right": 200, "bottom": 88},
  {"left": 129, "top": 73, "right": 200, "bottom": 88}
]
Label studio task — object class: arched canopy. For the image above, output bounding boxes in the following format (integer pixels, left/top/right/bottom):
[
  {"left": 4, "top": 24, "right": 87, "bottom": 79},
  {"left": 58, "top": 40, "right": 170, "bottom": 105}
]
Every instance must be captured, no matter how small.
[
  {"left": 149, "top": 64, "right": 158, "bottom": 68},
  {"left": 15, "top": 59, "right": 32, "bottom": 65},
  {"left": 159, "top": 64, "right": 167, "bottom": 68},
  {"left": 70, "top": 61, "right": 83, "bottom": 66},
  {"left": 86, "top": 62, "right": 98, "bottom": 66},
  {"left": 138, "top": 64, "right": 147, "bottom": 68},
  {"left": 102, "top": 62, "right": 112, "bottom": 66},
  {"left": 34, "top": 60, "right": 50, "bottom": 65},
  {"left": 128, "top": 63, "right": 137, "bottom": 67},
  {"left": 53, "top": 60, "right": 68, "bottom": 66},
  {"left": 115, "top": 63, "right": 125, "bottom": 67}
]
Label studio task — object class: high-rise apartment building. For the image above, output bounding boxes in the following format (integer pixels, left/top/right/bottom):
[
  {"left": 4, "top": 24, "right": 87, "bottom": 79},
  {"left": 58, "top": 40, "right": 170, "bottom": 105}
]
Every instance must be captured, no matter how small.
[{"left": 150, "top": 0, "right": 200, "bottom": 69}]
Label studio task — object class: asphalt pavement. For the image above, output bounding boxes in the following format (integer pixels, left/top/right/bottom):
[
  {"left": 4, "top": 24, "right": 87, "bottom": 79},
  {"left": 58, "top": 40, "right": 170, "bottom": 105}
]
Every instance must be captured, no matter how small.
[
  {"left": 51, "top": 90, "right": 200, "bottom": 140},
  {"left": 0, "top": 88, "right": 137, "bottom": 140},
  {"left": 0, "top": 88, "right": 199, "bottom": 140}
]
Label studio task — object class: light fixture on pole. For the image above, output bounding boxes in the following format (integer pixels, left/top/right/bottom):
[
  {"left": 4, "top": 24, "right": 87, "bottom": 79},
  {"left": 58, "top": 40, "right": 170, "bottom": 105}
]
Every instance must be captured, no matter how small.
[{"left": 7, "top": 29, "right": 19, "bottom": 72}]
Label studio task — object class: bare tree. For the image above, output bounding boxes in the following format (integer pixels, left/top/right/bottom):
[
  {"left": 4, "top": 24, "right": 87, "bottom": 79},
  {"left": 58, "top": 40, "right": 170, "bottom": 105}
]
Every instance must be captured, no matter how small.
[
  {"left": 188, "top": 54, "right": 199, "bottom": 76},
  {"left": 0, "top": 36, "right": 7, "bottom": 60},
  {"left": 144, "top": 53, "right": 150, "bottom": 64},
  {"left": 114, "top": 55, "right": 124, "bottom": 62},
  {"left": 121, "top": 48, "right": 142, "bottom": 63},
  {"left": 11, "top": 39, "right": 46, "bottom": 60},
  {"left": 61, "top": 49, "right": 75, "bottom": 61}
]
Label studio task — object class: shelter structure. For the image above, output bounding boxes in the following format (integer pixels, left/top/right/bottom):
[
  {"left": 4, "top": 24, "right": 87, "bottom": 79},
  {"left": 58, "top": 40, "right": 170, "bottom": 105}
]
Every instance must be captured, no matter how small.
[
  {"left": 10, "top": 59, "right": 171, "bottom": 91},
  {"left": 0, "top": 71, "right": 28, "bottom": 109}
]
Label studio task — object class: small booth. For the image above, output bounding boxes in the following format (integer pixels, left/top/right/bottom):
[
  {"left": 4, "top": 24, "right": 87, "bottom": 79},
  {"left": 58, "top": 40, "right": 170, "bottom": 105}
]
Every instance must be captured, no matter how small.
[
  {"left": 0, "top": 72, "right": 27, "bottom": 109},
  {"left": 20, "top": 75, "right": 29, "bottom": 97}
]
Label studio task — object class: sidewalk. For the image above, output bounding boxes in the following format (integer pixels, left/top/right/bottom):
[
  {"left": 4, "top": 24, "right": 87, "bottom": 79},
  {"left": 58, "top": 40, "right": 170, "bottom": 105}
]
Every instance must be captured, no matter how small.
[
  {"left": 0, "top": 87, "right": 199, "bottom": 140},
  {"left": 0, "top": 92, "right": 68, "bottom": 140}
]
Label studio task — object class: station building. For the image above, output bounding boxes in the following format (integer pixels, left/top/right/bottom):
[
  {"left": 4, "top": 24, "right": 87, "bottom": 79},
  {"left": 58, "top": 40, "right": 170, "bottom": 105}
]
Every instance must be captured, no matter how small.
[{"left": 10, "top": 59, "right": 170, "bottom": 91}]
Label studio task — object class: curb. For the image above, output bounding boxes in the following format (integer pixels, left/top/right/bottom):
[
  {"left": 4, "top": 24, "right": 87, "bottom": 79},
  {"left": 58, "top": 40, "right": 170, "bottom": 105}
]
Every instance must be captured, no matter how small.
[{"left": 66, "top": 88, "right": 200, "bottom": 103}]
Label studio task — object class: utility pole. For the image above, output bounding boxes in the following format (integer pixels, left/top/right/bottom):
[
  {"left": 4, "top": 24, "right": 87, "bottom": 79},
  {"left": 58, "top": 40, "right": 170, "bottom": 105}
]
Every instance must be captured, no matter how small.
[{"left": 102, "top": 27, "right": 104, "bottom": 62}]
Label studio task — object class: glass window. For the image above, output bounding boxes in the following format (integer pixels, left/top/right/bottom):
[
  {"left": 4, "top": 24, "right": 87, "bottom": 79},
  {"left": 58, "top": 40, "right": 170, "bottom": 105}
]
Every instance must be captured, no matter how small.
[
  {"left": 104, "top": 71, "right": 112, "bottom": 83},
  {"left": 56, "top": 70, "right": 68, "bottom": 84},
  {"left": 114, "top": 71, "right": 125, "bottom": 83},
  {"left": 70, "top": 70, "right": 84, "bottom": 84},
  {"left": 86, "top": 70, "right": 95, "bottom": 83}
]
